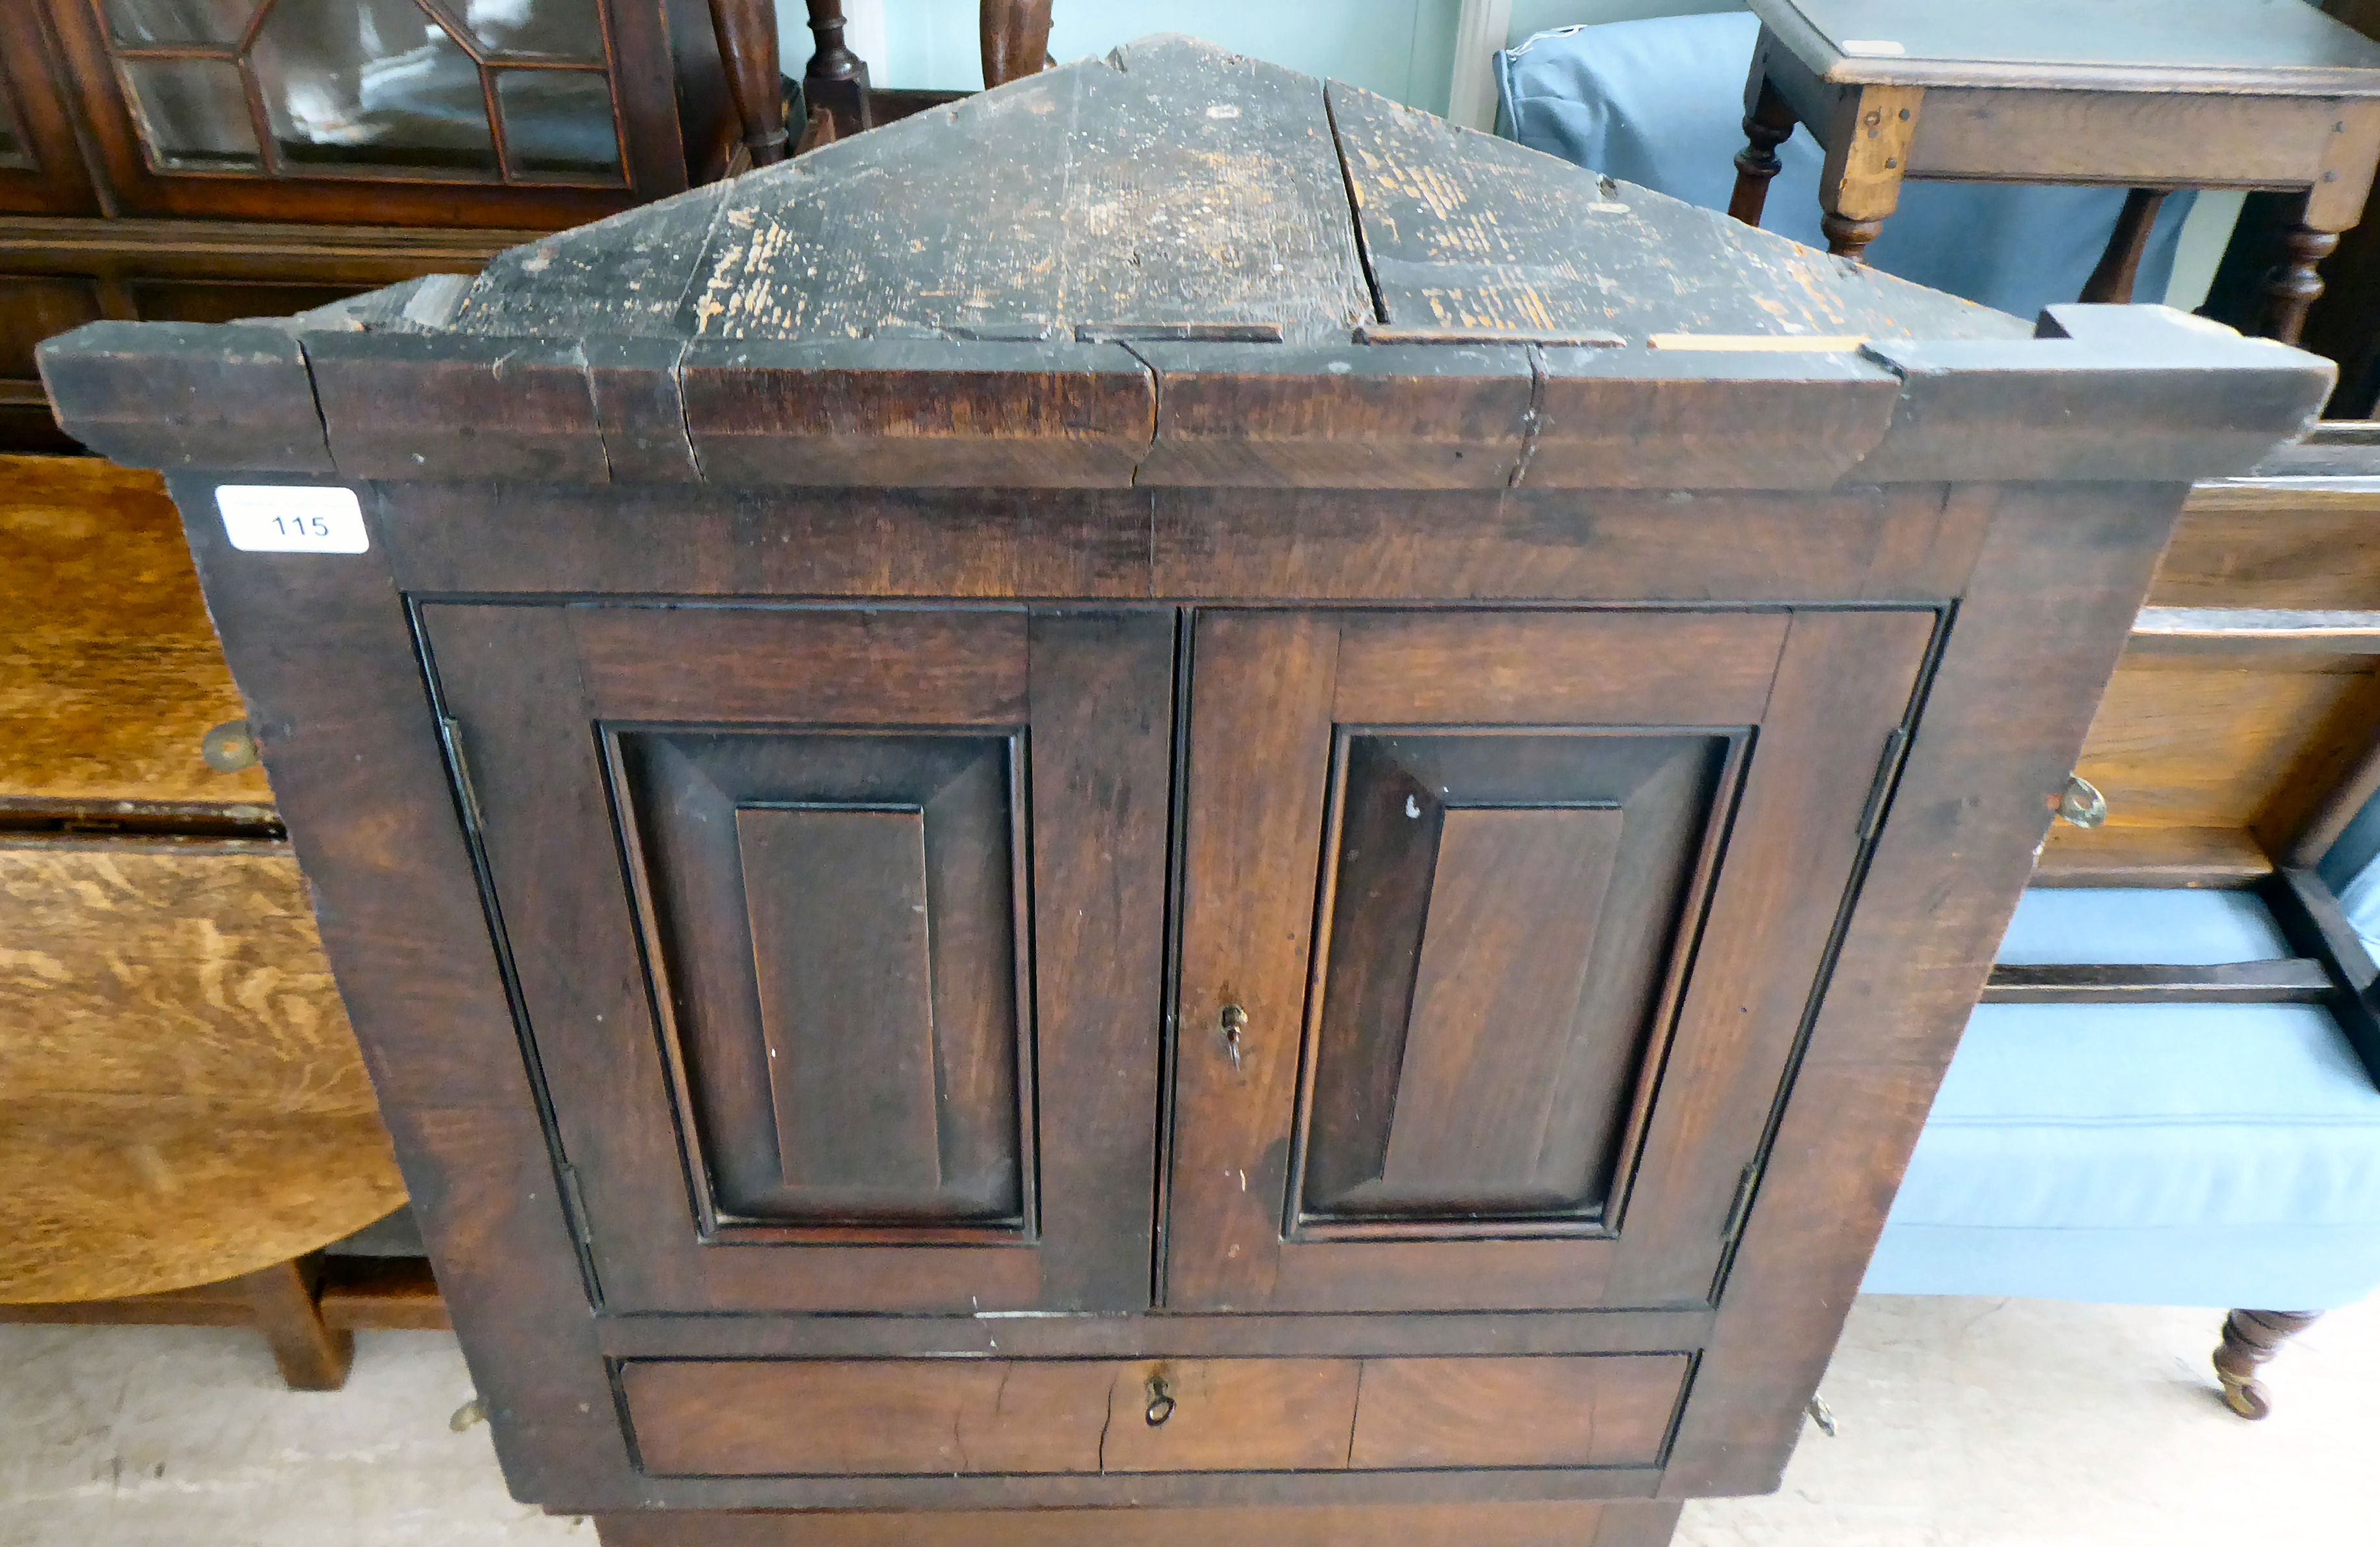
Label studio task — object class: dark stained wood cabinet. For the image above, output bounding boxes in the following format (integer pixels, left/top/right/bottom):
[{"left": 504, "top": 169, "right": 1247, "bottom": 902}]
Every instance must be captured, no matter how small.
[{"left": 39, "top": 37, "right": 2338, "bottom": 1547}]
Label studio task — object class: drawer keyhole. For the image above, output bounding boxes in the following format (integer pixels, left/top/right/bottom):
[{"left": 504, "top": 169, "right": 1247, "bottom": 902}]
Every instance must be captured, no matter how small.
[
  {"left": 1220, "top": 1004, "right": 1248, "bottom": 1072},
  {"left": 1145, "top": 1375, "right": 1175, "bottom": 1427}
]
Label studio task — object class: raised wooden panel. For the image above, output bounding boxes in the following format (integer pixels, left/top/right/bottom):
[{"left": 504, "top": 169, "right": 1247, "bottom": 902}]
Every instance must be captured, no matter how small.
[
  {"left": 1168, "top": 608, "right": 1938, "bottom": 1313},
  {"left": 622, "top": 1355, "right": 1685, "bottom": 1479},
  {"left": 613, "top": 730, "right": 1028, "bottom": 1232},
  {"left": 738, "top": 807, "right": 939, "bottom": 1194},
  {"left": 1297, "top": 733, "right": 1736, "bottom": 1231}
]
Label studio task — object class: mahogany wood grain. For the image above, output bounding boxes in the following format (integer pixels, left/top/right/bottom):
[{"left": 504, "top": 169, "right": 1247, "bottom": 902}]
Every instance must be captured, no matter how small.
[
  {"left": 1666, "top": 481, "right": 2191, "bottom": 1495},
  {"left": 165, "top": 472, "right": 632, "bottom": 1501},
  {"left": 1152, "top": 485, "right": 1992, "bottom": 604},
  {"left": 597, "top": 1306, "right": 1719, "bottom": 1362},
  {"left": 593, "top": 1501, "right": 1687, "bottom": 1547},
  {"left": 738, "top": 807, "right": 945, "bottom": 1196},
  {"left": 1328, "top": 612, "right": 1788, "bottom": 727},
  {"left": 626, "top": 1360, "right": 1117, "bottom": 1476},
  {"left": 1346, "top": 1355, "right": 1689, "bottom": 1470},
  {"left": 626, "top": 1354, "right": 1686, "bottom": 1479},
  {"left": 1379, "top": 809, "right": 1624, "bottom": 1206},
  {"left": 1169, "top": 608, "right": 1932, "bottom": 1314}
]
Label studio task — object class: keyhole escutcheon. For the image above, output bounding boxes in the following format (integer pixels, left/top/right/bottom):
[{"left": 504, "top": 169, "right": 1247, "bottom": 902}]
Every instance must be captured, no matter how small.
[
  {"left": 1145, "top": 1374, "right": 1175, "bottom": 1426},
  {"left": 1219, "top": 1004, "right": 1248, "bottom": 1071}
]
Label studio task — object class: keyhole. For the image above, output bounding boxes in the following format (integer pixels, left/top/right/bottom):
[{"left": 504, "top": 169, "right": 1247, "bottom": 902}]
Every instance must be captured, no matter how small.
[
  {"left": 1220, "top": 1004, "right": 1248, "bottom": 1071},
  {"left": 1145, "top": 1375, "right": 1175, "bottom": 1426}
]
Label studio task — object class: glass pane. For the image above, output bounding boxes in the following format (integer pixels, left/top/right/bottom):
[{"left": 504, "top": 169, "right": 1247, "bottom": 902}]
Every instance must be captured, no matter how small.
[
  {"left": 451, "top": 0, "right": 604, "bottom": 62},
  {"left": 103, "top": 0, "right": 256, "bottom": 47},
  {"left": 250, "top": 0, "right": 496, "bottom": 175},
  {"left": 118, "top": 57, "right": 262, "bottom": 171},
  {"left": 0, "top": 71, "right": 31, "bottom": 169},
  {"left": 495, "top": 68, "right": 619, "bottom": 181}
]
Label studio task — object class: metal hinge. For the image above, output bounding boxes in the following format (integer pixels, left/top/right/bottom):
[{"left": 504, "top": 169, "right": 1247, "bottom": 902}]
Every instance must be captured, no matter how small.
[
  {"left": 436, "top": 714, "right": 484, "bottom": 835},
  {"left": 556, "top": 1162, "right": 596, "bottom": 1250},
  {"left": 1856, "top": 726, "right": 1909, "bottom": 840},
  {"left": 1721, "top": 1161, "right": 1761, "bottom": 1245}
]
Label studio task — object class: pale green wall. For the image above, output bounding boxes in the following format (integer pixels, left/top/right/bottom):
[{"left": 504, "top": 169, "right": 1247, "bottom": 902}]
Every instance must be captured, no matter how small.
[{"left": 816, "top": 0, "right": 1465, "bottom": 113}]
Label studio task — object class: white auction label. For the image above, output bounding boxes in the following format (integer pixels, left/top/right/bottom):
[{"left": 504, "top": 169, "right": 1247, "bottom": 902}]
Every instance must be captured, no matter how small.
[{"left": 217, "top": 485, "right": 369, "bottom": 554}]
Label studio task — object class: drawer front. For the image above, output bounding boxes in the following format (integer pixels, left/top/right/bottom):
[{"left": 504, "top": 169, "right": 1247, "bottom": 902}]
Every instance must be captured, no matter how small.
[{"left": 621, "top": 1355, "right": 1689, "bottom": 1478}]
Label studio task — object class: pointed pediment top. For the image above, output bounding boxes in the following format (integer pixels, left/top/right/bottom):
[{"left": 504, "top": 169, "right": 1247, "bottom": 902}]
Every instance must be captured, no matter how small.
[{"left": 442, "top": 33, "right": 2022, "bottom": 348}]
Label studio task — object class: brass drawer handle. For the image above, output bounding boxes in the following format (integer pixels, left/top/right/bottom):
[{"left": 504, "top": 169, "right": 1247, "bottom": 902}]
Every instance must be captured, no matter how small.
[{"left": 1145, "top": 1375, "right": 1175, "bottom": 1427}]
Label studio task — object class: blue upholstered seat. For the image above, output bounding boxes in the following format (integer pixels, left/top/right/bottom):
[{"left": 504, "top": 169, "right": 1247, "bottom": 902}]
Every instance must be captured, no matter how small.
[
  {"left": 1862, "top": 889, "right": 2380, "bottom": 1309},
  {"left": 1495, "top": 12, "right": 2197, "bottom": 319}
]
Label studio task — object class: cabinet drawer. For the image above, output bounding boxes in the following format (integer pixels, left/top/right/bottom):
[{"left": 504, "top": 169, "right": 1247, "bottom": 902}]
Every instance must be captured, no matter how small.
[{"left": 621, "top": 1355, "right": 1689, "bottom": 1478}]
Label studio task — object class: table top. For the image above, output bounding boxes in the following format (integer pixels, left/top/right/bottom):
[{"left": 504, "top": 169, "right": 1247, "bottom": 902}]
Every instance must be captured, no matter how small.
[{"left": 1758, "top": 0, "right": 2380, "bottom": 93}]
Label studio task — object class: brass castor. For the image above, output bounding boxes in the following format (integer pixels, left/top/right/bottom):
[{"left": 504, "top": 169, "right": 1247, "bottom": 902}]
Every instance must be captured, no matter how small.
[{"left": 2212, "top": 1309, "right": 2320, "bottom": 1419}]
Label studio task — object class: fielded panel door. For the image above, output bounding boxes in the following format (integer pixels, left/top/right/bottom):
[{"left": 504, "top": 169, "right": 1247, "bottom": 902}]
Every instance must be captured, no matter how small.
[
  {"left": 1166, "top": 608, "right": 1936, "bottom": 1313},
  {"left": 421, "top": 604, "right": 1173, "bottom": 1314}
]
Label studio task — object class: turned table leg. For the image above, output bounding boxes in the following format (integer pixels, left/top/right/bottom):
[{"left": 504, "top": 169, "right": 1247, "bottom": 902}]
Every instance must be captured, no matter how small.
[
  {"left": 2080, "top": 188, "right": 2171, "bottom": 304},
  {"left": 2260, "top": 222, "right": 2344, "bottom": 345},
  {"left": 1729, "top": 77, "right": 1798, "bottom": 227},
  {"left": 803, "top": 0, "right": 873, "bottom": 138},
  {"left": 982, "top": 0, "right": 1055, "bottom": 89},
  {"left": 2212, "top": 1308, "right": 2320, "bottom": 1419},
  {"left": 1817, "top": 85, "right": 1922, "bottom": 265}
]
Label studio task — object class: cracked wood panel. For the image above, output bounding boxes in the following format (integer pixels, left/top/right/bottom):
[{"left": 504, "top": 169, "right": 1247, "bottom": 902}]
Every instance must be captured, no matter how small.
[
  {"left": 622, "top": 1355, "right": 1686, "bottom": 1477},
  {"left": 1323, "top": 81, "right": 2026, "bottom": 344},
  {"left": 451, "top": 36, "right": 1372, "bottom": 346}
]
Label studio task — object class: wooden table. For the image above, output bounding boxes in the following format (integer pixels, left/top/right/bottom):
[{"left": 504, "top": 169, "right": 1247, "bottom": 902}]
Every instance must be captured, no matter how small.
[
  {"left": 39, "top": 36, "right": 2334, "bottom": 1546},
  {"left": 1729, "top": 0, "right": 2380, "bottom": 340}
]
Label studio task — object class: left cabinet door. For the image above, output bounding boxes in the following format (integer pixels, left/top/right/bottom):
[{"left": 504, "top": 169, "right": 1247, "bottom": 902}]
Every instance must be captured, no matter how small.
[{"left": 421, "top": 604, "right": 1174, "bottom": 1314}]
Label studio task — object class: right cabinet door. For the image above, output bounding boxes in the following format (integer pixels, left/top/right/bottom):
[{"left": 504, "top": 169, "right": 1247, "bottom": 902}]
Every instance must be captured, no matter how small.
[{"left": 1167, "top": 608, "right": 1936, "bottom": 1312}]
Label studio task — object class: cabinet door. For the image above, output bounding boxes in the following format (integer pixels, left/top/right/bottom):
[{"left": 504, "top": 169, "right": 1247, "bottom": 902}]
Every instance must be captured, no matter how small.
[
  {"left": 1167, "top": 608, "right": 1935, "bottom": 1313},
  {"left": 423, "top": 604, "right": 1172, "bottom": 1313}
]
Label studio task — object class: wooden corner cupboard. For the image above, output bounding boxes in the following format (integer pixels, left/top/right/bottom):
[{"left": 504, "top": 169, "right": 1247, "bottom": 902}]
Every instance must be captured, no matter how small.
[{"left": 39, "top": 36, "right": 2337, "bottom": 1546}]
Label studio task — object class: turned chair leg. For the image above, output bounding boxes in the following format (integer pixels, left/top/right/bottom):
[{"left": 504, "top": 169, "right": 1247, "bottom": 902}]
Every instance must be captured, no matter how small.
[
  {"left": 240, "top": 1255, "right": 354, "bottom": 1392},
  {"left": 2080, "top": 188, "right": 2171, "bottom": 304},
  {"left": 2212, "top": 1308, "right": 2320, "bottom": 1419},
  {"left": 1728, "top": 77, "right": 1797, "bottom": 227},
  {"left": 981, "top": 0, "right": 1054, "bottom": 89}
]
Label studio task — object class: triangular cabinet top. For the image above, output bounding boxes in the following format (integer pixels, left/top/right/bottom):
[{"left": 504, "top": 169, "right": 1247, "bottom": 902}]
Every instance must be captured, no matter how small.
[{"left": 41, "top": 36, "right": 2331, "bottom": 491}]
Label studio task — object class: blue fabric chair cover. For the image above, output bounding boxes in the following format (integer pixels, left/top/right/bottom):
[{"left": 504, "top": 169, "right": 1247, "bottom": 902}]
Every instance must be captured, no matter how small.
[
  {"left": 1862, "top": 889, "right": 2380, "bottom": 1310},
  {"left": 1496, "top": 12, "right": 2197, "bottom": 322}
]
